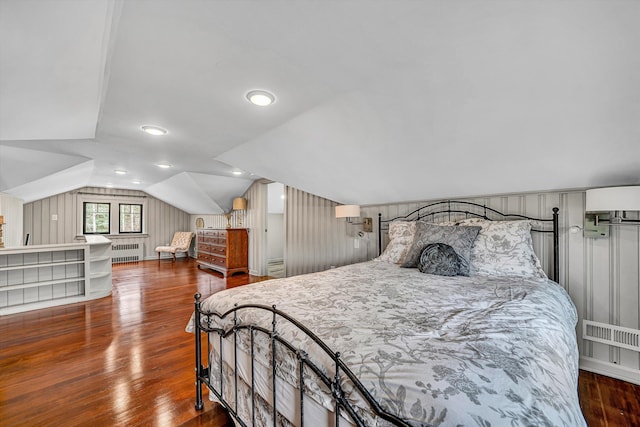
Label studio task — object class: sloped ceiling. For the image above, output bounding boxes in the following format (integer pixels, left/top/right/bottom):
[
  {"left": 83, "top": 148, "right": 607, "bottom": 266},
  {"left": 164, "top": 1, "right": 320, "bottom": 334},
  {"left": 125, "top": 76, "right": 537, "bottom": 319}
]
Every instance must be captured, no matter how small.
[
  {"left": 0, "top": 0, "right": 114, "bottom": 140},
  {"left": 1, "top": 1, "right": 639, "bottom": 212}
]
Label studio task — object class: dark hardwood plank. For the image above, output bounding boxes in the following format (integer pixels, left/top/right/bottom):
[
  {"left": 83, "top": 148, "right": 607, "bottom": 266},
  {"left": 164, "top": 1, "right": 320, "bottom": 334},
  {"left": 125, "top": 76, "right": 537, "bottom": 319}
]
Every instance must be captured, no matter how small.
[
  {"left": 1, "top": 258, "right": 638, "bottom": 426},
  {"left": 0, "top": 258, "right": 262, "bottom": 427},
  {"left": 578, "top": 370, "right": 640, "bottom": 427},
  {"left": 578, "top": 370, "right": 607, "bottom": 427}
]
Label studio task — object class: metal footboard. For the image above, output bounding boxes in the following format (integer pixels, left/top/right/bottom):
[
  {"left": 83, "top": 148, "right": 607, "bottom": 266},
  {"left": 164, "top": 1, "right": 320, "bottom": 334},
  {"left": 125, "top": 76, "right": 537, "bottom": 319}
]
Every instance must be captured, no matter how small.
[{"left": 193, "top": 294, "right": 411, "bottom": 427}]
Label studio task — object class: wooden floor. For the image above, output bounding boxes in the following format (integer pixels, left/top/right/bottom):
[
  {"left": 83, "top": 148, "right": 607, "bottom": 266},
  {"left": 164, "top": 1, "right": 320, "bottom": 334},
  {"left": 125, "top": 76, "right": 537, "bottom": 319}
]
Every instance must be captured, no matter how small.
[{"left": 1, "top": 259, "right": 638, "bottom": 426}]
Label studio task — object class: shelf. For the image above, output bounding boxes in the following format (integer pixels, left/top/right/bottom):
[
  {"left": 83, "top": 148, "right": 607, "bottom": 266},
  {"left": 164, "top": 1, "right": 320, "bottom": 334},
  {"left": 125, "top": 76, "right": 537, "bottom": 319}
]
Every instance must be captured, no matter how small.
[
  {"left": 0, "top": 260, "right": 85, "bottom": 272},
  {"left": 0, "top": 277, "right": 86, "bottom": 292},
  {"left": 0, "top": 295, "right": 88, "bottom": 315}
]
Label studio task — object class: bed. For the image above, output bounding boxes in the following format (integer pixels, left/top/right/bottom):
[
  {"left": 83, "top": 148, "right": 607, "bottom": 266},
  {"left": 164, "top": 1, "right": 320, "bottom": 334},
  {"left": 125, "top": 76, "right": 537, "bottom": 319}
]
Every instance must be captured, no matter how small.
[{"left": 188, "top": 201, "right": 586, "bottom": 426}]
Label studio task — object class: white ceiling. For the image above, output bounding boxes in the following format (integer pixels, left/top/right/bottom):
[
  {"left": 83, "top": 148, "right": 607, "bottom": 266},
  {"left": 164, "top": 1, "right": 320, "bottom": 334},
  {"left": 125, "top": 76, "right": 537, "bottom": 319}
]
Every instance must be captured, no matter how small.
[{"left": 1, "top": 0, "right": 639, "bottom": 212}]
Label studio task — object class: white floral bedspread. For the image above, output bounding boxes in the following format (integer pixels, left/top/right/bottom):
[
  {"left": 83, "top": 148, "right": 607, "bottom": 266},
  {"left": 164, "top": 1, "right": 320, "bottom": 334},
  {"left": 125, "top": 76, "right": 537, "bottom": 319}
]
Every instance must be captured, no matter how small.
[{"left": 190, "top": 260, "right": 585, "bottom": 426}]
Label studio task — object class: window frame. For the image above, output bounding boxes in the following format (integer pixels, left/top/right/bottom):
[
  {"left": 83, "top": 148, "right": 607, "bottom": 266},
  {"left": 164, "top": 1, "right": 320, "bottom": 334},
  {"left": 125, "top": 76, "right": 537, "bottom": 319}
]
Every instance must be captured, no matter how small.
[
  {"left": 83, "top": 202, "right": 111, "bottom": 235},
  {"left": 118, "top": 203, "right": 143, "bottom": 234},
  {"left": 76, "top": 194, "right": 148, "bottom": 237}
]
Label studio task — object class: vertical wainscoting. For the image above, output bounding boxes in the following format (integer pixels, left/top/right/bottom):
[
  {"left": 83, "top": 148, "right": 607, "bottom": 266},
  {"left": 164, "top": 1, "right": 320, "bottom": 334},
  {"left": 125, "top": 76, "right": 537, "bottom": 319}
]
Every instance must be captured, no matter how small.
[
  {"left": 190, "top": 214, "right": 229, "bottom": 231},
  {"left": 22, "top": 187, "right": 191, "bottom": 260},
  {"left": 284, "top": 187, "right": 367, "bottom": 277},
  {"left": 578, "top": 209, "right": 640, "bottom": 384}
]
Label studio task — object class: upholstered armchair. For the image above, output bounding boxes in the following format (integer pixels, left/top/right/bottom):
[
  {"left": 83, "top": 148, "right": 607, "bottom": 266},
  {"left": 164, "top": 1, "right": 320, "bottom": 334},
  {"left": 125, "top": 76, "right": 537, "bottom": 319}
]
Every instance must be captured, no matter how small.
[{"left": 155, "top": 231, "right": 194, "bottom": 261}]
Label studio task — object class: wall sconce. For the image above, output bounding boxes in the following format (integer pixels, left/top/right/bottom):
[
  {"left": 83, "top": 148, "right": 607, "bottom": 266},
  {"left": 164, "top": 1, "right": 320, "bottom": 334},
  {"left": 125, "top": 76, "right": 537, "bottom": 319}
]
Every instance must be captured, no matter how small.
[
  {"left": 335, "top": 205, "right": 360, "bottom": 222},
  {"left": 233, "top": 197, "right": 247, "bottom": 227},
  {"left": 584, "top": 186, "right": 640, "bottom": 238},
  {"left": 335, "top": 204, "right": 373, "bottom": 232}
]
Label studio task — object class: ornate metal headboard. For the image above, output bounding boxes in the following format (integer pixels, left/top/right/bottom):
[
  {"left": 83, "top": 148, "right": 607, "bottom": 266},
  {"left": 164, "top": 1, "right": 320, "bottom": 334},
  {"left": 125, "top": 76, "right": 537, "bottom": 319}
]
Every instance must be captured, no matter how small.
[{"left": 377, "top": 200, "right": 559, "bottom": 282}]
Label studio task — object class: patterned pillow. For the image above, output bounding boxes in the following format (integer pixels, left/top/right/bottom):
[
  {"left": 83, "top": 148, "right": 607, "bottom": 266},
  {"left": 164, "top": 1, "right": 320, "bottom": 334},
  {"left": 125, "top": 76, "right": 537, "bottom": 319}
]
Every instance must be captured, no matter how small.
[
  {"left": 456, "top": 218, "right": 547, "bottom": 278},
  {"left": 418, "top": 243, "right": 461, "bottom": 276},
  {"left": 399, "top": 223, "right": 481, "bottom": 275},
  {"left": 378, "top": 221, "right": 417, "bottom": 263}
]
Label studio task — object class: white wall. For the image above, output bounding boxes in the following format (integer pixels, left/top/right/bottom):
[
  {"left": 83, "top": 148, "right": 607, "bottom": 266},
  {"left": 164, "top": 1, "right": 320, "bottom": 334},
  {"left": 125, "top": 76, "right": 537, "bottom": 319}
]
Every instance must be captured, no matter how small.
[
  {"left": 267, "top": 183, "right": 284, "bottom": 262},
  {"left": 267, "top": 213, "right": 284, "bottom": 261},
  {"left": 0, "top": 192, "right": 24, "bottom": 247}
]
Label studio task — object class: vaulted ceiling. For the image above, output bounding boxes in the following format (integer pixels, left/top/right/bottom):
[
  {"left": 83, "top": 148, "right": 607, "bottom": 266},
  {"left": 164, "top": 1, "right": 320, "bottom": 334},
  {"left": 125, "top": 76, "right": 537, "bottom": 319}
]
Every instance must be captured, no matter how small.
[{"left": 1, "top": 0, "right": 639, "bottom": 213}]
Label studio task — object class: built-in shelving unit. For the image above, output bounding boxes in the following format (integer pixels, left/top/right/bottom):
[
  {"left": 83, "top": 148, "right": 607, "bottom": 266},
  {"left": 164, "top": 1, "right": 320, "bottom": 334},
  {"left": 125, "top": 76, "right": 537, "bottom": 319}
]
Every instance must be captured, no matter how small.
[
  {"left": 0, "top": 236, "right": 112, "bottom": 315},
  {"left": 85, "top": 235, "right": 112, "bottom": 299}
]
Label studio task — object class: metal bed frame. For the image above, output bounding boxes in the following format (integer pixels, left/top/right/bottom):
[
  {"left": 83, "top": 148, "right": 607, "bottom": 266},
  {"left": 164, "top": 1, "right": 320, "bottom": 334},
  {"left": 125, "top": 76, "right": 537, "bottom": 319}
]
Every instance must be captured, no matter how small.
[{"left": 193, "top": 200, "right": 560, "bottom": 426}]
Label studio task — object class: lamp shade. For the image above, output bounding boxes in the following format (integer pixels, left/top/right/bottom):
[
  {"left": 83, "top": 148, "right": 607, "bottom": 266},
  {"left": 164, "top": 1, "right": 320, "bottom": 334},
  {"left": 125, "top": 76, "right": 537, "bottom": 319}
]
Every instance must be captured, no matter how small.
[
  {"left": 232, "top": 197, "right": 247, "bottom": 210},
  {"left": 335, "top": 204, "right": 360, "bottom": 218},
  {"left": 586, "top": 186, "right": 640, "bottom": 212}
]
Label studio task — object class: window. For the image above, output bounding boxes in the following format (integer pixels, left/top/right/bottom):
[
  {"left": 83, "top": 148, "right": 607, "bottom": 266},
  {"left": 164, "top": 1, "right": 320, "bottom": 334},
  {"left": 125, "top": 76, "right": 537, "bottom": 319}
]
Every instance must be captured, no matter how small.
[
  {"left": 77, "top": 194, "right": 148, "bottom": 237},
  {"left": 119, "top": 204, "right": 143, "bottom": 233},
  {"left": 83, "top": 202, "right": 111, "bottom": 234}
]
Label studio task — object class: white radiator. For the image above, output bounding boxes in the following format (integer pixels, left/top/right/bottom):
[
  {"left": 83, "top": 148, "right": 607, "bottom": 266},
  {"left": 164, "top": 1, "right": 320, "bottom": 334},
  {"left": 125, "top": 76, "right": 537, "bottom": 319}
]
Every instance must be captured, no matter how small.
[
  {"left": 583, "top": 320, "right": 640, "bottom": 352},
  {"left": 112, "top": 243, "right": 144, "bottom": 264}
]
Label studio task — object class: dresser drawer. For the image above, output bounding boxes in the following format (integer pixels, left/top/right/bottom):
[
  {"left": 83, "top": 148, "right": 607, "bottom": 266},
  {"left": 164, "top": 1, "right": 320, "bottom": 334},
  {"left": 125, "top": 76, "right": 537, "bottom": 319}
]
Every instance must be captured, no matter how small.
[
  {"left": 209, "top": 245, "right": 225, "bottom": 255},
  {"left": 210, "top": 255, "right": 227, "bottom": 267},
  {"left": 203, "top": 229, "right": 225, "bottom": 238},
  {"left": 198, "top": 243, "right": 212, "bottom": 254}
]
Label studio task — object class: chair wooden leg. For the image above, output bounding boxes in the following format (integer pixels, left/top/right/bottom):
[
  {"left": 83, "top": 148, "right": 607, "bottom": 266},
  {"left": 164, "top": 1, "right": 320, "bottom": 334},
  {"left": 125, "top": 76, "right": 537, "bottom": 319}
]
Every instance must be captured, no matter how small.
[
  {"left": 157, "top": 252, "right": 160, "bottom": 261},
  {"left": 172, "top": 253, "right": 176, "bottom": 262}
]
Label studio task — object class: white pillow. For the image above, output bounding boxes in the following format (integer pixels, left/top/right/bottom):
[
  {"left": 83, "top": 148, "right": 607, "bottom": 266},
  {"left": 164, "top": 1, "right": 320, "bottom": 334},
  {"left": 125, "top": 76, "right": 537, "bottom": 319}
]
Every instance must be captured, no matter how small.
[
  {"left": 456, "top": 218, "right": 547, "bottom": 279},
  {"left": 378, "top": 221, "right": 416, "bottom": 263}
]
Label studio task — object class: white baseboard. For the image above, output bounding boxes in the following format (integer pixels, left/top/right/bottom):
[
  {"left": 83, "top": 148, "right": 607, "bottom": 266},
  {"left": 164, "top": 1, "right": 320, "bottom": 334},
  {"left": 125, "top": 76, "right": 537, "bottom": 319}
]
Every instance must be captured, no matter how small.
[
  {"left": 144, "top": 253, "right": 189, "bottom": 261},
  {"left": 580, "top": 356, "right": 640, "bottom": 385}
]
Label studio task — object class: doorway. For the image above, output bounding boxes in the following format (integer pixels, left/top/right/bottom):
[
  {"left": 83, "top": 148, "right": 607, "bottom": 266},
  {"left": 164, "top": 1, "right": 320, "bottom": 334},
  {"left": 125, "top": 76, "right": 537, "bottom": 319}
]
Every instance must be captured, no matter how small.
[{"left": 266, "top": 182, "right": 285, "bottom": 278}]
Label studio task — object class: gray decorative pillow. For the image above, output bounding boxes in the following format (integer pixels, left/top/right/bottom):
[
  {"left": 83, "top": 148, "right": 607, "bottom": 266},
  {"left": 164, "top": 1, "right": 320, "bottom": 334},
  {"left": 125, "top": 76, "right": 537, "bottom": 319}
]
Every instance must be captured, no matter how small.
[
  {"left": 418, "top": 243, "right": 461, "bottom": 276},
  {"left": 456, "top": 218, "right": 547, "bottom": 278},
  {"left": 399, "top": 222, "right": 481, "bottom": 275}
]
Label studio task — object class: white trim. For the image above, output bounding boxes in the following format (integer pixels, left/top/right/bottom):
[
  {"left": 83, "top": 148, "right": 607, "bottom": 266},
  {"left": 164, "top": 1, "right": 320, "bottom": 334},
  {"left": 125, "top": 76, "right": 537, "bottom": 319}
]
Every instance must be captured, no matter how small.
[
  {"left": 580, "top": 356, "right": 640, "bottom": 385},
  {"left": 143, "top": 253, "right": 189, "bottom": 261}
]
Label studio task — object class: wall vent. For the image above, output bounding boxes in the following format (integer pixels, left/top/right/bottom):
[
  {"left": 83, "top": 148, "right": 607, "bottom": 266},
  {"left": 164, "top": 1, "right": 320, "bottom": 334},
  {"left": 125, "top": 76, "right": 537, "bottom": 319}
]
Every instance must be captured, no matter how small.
[
  {"left": 583, "top": 320, "right": 640, "bottom": 352},
  {"left": 112, "top": 243, "right": 143, "bottom": 264}
]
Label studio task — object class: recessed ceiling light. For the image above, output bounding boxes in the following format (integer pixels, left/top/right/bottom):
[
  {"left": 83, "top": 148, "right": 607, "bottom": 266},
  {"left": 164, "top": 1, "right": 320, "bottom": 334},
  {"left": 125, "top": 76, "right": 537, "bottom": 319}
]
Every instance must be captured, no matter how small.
[
  {"left": 114, "top": 169, "right": 127, "bottom": 175},
  {"left": 232, "top": 170, "right": 243, "bottom": 175},
  {"left": 141, "top": 125, "right": 168, "bottom": 136},
  {"left": 246, "top": 90, "right": 275, "bottom": 106},
  {"left": 156, "top": 163, "right": 172, "bottom": 169},
  {"left": 131, "top": 179, "right": 142, "bottom": 184},
  {"left": 105, "top": 183, "right": 114, "bottom": 188}
]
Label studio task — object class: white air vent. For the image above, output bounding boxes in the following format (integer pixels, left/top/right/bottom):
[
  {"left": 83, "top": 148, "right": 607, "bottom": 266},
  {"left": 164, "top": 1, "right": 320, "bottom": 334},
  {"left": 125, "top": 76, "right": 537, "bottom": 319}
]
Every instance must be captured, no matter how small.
[
  {"left": 583, "top": 320, "right": 640, "bottom": 352},
  {"left": 112, "top": 243, "right": 143, "bottom": 264}
]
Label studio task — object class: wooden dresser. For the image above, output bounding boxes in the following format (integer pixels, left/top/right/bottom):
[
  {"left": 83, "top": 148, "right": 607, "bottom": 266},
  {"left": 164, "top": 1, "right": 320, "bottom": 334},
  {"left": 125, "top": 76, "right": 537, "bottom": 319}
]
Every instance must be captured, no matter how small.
[{"left": 196, "top": 228, "right": 248, "bottom": 277}]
